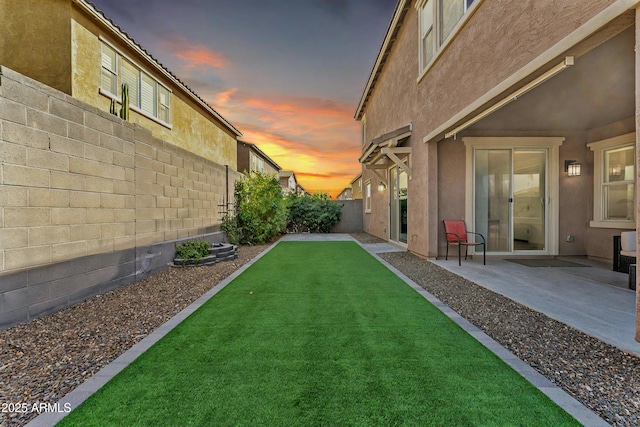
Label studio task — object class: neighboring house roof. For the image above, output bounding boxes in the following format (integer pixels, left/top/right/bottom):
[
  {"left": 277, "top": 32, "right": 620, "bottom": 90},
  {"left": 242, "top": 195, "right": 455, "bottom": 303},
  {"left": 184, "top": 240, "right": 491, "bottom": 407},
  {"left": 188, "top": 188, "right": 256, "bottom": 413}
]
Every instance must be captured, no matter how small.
[
  {"left": 278, "top": 171, "right": 298, "bottom": 189},
  {"left": 278, "top": 171, "right": 295, "bottom": 179},
  {"left": 349, "top": 173, "right": 362, "bottom": 185},
  {"left": 77, "top": 0, "right": 242, "bottom": 137},
  {"left": 354, "top": 0, "right": 409, "bottom": 120},
  {"left": 337, "top": 188, "right": 352, "bottom": 199},
  {"left": 238, "top": 140, "right": 281, "bottom": 171}
]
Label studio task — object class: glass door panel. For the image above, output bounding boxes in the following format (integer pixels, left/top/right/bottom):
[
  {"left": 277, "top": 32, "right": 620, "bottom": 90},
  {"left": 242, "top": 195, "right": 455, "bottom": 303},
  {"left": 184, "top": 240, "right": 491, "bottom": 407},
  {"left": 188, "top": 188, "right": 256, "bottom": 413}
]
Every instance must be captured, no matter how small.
[
  {"left": 389, "top": 167, "right": 398, "bottom": 242},
  {"left": 474, "top": 149, "right": 511, "bottom": 252},
  {"left": 398, "top": 170, "right": 408, "bottom": 244},
  {"left": 513, "top": 151, "right": 546, "bottom": 251},
  {"left": 389, "top": 165, "right": 408, "bottom": 244}
]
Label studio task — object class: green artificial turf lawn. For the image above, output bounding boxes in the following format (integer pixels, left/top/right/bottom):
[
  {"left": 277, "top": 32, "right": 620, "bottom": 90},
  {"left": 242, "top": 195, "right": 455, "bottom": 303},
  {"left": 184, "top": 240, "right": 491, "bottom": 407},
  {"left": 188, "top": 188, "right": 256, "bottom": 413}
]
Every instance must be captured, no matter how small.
[{"left": 60, "top": 241, "right": 580, "bottom": 426}]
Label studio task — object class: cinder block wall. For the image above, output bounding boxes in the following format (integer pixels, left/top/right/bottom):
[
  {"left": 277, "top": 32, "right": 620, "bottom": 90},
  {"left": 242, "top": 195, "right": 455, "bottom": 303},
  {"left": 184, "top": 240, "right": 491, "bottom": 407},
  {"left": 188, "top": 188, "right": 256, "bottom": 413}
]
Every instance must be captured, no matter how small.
[{"left": 0, "top": 66, "right": 240, "bottom": 328}]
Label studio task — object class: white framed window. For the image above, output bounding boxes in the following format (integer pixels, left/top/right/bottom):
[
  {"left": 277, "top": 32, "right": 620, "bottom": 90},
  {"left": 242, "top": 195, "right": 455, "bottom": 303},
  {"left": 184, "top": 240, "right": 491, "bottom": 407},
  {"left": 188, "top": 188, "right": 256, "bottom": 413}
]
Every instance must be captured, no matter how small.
[
  {"left": 158, "top": 86, "right": 171, "bottom": 123},
  {"left": 99, "top": 40, "right": 171, "bottom": 126},
  {"left": 101, "top": 44, "right": 118, "bottom": 95},
  {"left": 417, "top": 0, "right": 478, "bottom": 75},
  {"left": 588, "top": 133, "right": 636, "bottom": 229},
  {"left": 250, "top": 152, "right": 265, "bottom": 173},
  {"left": 121, "top": 59, "right": 140, "bottom": 107},
  {"left": 419, "top": 0, "right": 434, "bottom": 71},
  {"left": 365, "top": 180, "right": 372, "bottom": 213}
]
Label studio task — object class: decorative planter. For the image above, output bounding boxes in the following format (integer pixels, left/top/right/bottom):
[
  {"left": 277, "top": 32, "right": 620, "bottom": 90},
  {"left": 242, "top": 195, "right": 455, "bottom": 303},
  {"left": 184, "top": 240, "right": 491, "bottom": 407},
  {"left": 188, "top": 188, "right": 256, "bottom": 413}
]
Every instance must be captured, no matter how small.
[{"left": 170, "top": 243, "right": 238, "bottom": 268}]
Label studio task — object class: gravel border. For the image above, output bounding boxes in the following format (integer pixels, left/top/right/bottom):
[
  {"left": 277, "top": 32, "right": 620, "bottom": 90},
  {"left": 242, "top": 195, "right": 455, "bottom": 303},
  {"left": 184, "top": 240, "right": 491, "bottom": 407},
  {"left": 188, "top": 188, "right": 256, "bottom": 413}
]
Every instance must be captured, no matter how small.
[
  {"left": 2, "top": 234, "right": 639, "bottom": 426},
  {"left": 0, "top": 243, "right": 270, "bottom": 427},
  {"left": 352, "top": 241, "right": 640, "bottom": 427}
]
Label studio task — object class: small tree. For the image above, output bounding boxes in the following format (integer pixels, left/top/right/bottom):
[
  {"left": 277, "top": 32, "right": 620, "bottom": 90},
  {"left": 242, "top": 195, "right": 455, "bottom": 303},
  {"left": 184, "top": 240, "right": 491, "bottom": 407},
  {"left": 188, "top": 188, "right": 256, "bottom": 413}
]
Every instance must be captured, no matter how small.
[
  {"left": 223, "top": 171, "right": 286, "bottom": 245},
  {"left": 286, "top": 192, "right": 342, "bottom": 233}
]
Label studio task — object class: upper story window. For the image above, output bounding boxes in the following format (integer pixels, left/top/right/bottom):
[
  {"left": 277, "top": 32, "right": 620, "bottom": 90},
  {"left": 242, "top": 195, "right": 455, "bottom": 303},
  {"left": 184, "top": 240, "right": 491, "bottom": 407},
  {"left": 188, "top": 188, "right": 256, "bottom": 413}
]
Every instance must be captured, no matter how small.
[
  {"left": 100, "top": 41, "right": 171, "bottom": 126},
  {"left": 418, "top": 0, "right": 476, "bottom": 74},
  {"left": 250, "top": 152, "right": 265, "bottom": 173},
  {"left": 101, "top": 44, "right": 118, "bottom": 95},
  {"left": 419, "top": 0, "right": 434, "bottom": 69},
  {"left": 588, "top": 133, "right": 636, "bottom": 229}
]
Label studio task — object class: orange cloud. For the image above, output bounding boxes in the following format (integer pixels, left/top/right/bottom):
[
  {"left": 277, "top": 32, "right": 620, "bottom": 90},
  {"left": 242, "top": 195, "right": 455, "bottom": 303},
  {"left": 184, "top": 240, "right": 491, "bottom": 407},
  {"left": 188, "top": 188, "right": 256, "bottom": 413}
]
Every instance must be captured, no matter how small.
[
  {"left": 163, "top": 35, "right": 227, "bottom": 69},
  {"left": 204, "top": 89, "right": 363, "bottom": 198},
  {"left": 215, "top": 88, "right": 237, "bottom": 105}
]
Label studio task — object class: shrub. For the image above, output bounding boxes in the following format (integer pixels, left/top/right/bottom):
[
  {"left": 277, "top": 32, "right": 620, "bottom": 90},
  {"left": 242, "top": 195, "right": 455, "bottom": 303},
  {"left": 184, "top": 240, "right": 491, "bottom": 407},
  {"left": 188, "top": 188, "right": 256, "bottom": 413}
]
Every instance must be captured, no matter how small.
[
  {"left": 223, "top": 172, "right": 287, "bottom": 245},
  {"left": 286, "top": 192, "right": 343, "bottom": 233},
  {"left": 174, "top": 239, "right": 210, "bottom": 265}
]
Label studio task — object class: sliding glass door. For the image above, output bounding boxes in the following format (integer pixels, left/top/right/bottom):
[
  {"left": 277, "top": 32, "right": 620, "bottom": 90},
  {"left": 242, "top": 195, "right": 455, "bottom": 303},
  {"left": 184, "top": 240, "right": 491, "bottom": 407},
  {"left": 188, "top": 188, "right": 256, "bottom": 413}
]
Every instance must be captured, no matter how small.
[{"left": 474, "top": 148, "right": 548, "bottom": 253}]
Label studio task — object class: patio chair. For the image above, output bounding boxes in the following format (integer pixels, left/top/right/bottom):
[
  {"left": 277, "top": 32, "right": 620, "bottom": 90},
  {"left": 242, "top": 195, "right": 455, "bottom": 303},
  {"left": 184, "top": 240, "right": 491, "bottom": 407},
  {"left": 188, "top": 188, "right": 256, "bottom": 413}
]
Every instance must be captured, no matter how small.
[{"left": 443, "top": 220, "right": 486, "bottom": 266}]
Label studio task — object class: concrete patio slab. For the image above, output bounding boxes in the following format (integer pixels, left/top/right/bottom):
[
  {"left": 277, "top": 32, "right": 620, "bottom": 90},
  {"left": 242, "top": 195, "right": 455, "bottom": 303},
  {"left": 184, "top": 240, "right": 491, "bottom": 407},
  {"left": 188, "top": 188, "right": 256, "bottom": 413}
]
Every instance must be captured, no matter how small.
[{"left": 431, "top": 257, "right": 640, "bottom": 356}]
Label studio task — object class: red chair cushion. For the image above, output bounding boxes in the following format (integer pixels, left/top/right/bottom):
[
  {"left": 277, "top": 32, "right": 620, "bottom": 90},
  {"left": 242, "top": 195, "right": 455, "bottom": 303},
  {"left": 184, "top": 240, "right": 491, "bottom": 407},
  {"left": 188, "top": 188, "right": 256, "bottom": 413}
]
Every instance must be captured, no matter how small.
[{"left": 444, "top": 220, "right": 468, "bottom": 243}]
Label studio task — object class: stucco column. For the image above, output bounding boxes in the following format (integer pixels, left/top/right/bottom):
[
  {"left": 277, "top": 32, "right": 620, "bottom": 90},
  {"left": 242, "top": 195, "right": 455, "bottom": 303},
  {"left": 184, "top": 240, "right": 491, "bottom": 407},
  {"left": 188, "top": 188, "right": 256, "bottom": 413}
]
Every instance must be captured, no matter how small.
[
  {"left": 426, "top": 141, "right": 439, "bottom": 258},
  {"left": 635, "top": 7, "right": 640, "bottom": 343}
]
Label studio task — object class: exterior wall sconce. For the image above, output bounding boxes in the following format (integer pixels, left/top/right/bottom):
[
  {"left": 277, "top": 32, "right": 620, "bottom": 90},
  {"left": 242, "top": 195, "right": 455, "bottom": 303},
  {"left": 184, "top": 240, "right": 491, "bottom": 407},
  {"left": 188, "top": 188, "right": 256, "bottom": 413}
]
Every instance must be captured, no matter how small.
[
  {"left": 565, "top": 160, "right": 581, "bottom": 177},
  {"left": 378, "top": 181, "right": 386, "bottom": 192}
]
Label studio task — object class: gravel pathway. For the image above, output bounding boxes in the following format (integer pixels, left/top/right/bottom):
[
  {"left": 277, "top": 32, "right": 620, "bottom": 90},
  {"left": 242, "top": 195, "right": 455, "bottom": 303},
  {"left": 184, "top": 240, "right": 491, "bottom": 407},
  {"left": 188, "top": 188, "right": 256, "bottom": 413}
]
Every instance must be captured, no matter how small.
[{"left": 2, "top": 234, "right": 639, "bottom": 426}]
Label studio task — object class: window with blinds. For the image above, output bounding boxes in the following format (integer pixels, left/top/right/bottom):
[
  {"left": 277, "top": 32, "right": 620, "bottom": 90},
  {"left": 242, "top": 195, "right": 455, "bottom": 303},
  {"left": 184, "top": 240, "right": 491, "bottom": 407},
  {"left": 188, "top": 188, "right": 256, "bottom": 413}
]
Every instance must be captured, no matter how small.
[
  {"left": 101, "top": 44, "right": 118, "bottom": 95},
  {"left": 121, "top": 60, "right": 139, "bottom": 107},
  {"left": 141, "top": 73, "right": 156, "bottom": 116},
  {"left": 100, "top": 41, "right": 171, "bottom": 125}
]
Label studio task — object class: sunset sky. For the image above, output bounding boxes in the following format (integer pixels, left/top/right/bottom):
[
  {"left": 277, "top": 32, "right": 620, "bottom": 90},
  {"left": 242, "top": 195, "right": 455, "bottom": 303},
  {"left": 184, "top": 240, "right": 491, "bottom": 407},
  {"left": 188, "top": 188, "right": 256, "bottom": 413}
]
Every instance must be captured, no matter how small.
[{"left": 89, "top": 0, "right": 397, "bottom": 198}]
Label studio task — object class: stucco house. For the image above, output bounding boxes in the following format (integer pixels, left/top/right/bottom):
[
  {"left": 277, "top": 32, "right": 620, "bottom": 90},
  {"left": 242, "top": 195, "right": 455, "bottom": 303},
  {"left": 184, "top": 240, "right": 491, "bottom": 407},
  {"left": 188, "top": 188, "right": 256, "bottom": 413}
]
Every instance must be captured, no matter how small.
[
  {"left": 237, "top": 140, "right": 281, "bottom": 176},
  {"left": 0, "top": 0, "right": 243, "bottom": 327},
  {"left": 1, "top": 0, "right": 241, "bottom": 166},
  {"left": 279, "top": 171, "right": 299, "bottom": 194},
  {"left": 356, "top": 0, "right": 638, "bottom": 268},
  {"left": 337, "top": 187, "right": 353, "bottom": 200}
]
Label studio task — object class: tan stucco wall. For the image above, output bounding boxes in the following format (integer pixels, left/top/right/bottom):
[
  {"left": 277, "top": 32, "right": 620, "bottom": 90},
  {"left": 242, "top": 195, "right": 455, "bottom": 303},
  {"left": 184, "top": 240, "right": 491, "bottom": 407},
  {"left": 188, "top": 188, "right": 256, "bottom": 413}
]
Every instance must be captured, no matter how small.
[
  {"left": 417, "top": 0, "right": 617, "bottom": 136},
  {"left": 0, "top": 0, "right": 72, "bottom": 94},
  {"left": 70, "top": 11, "right": 237, "bottom": 170},
  {"left": 360, "top": 0, "right": 626, "bottom": 258},
  {"left": 360, "top": 5, "right": 419, "bottom": 250}
]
